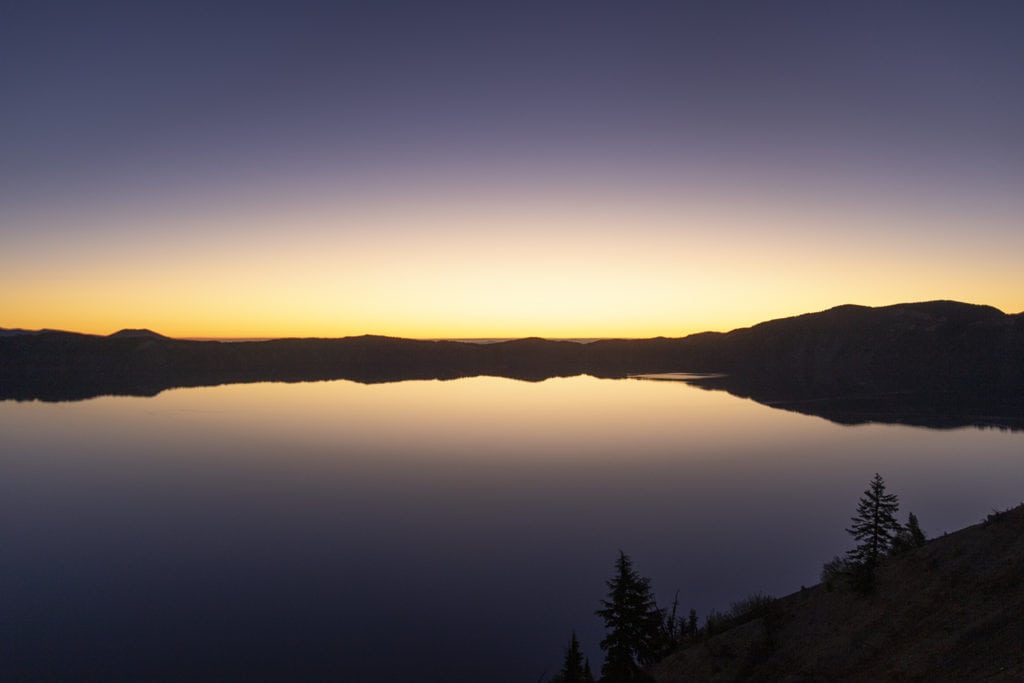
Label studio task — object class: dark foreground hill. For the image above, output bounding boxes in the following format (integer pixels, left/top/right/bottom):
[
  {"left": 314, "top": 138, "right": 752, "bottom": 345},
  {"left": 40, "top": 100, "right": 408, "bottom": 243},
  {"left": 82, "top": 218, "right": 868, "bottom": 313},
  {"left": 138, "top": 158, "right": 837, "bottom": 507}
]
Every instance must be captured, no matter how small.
[
  {"left": 2, "top": 301, "right": 1022, "bottom": 427},
  {"left": 650, "top": 504, "right": 1024, "bottom": 681}
]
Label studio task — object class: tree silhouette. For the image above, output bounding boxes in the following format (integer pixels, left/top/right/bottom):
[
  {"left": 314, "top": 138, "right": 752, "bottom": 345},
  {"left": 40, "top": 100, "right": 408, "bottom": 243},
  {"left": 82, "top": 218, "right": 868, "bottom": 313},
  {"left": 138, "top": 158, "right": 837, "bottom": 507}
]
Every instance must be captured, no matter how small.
[
  {"left": 686, "top": 608, "right": 699, "bottom": 639},
  {"left": 906, "top": 511, "right": 926, "bottom": 546},
  {"left": 846, "top": 473, "right": 902, "bottom": 570},
  {"left": 595, "top": 551, "right": 662, "bottom": 682},
  {"left": 654, "top": 591, "right": 683, "bottom": 657},
  {"left": 892, "top": 511, "right": 928, "bottom": 553},
  {"left": 550, "top": 632, "right": 594, "bottom": 683}
]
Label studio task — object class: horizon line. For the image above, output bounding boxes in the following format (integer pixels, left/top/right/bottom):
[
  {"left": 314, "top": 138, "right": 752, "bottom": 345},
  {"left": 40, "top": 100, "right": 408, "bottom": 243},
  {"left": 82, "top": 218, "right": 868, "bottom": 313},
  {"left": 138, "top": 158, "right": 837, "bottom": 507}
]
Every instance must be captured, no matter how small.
[{"left": 2, "top": 299, "right": 1016, "bottom": 343}]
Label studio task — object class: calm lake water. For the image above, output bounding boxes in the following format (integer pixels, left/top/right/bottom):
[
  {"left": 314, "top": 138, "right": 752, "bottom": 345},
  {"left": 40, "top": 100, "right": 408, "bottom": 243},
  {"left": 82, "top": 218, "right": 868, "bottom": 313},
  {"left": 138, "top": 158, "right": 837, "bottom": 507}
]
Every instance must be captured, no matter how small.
[{"left": 2, "top": 376, "right": 1021, "bottom": 681}]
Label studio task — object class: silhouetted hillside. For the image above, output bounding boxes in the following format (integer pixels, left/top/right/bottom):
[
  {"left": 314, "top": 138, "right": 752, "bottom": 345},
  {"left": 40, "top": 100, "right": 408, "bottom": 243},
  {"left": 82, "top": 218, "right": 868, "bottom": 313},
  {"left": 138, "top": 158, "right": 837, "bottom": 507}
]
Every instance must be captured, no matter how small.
[
  {"left": 108, "top": 328, "right": 170, "bottom": 339},
  {"left": 0, "top": 327, "right": 54, "bottom": 337},
  {"left": 670, "top": 301, "right": 1024, "bottom": 429},
  {"left": 2, "top": 301, "right": 1022, "bottom": 427},
  {"left": 680, "top": 301, "right": 1021, "bottom": 395},
  {"left": 650, "top": 503, "right": 1024, "bottom": 681}
]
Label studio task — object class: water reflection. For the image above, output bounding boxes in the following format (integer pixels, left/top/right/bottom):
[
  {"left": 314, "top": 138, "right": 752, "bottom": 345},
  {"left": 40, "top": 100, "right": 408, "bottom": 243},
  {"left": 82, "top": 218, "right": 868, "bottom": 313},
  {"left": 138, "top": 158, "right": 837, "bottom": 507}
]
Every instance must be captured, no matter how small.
[{"left": 1, "top": 377, "right": 1021, "bottom": 681}]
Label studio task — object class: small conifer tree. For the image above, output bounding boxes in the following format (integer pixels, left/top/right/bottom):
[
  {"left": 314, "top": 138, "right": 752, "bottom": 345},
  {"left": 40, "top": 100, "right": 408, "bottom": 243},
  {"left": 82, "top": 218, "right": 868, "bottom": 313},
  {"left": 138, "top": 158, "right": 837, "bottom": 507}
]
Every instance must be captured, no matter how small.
[
  {"left": 846, "top": 473, "right": 902, "bottom": 571},
  {"left": 550, "top": 632, "right": 594, "bottom": 683},
  {"left": 686, "top": 608, "right": 699, "bottom": 639},
  {"left": 595, "top": 551, "right": 661, "bottom": 682},
  {"left": 906, "top": 511, "right": 926, "bottom": 546},
  {"left": 892, "top": 511, "right": 928, "bottom": 554}
]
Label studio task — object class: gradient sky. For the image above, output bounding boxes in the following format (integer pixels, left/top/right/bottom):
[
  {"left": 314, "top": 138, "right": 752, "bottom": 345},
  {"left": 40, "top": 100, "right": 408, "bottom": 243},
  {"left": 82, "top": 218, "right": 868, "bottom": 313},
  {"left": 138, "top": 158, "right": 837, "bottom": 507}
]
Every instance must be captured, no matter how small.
[{"left": 2, "top": 1, "right": 1022, "bottom": 338}]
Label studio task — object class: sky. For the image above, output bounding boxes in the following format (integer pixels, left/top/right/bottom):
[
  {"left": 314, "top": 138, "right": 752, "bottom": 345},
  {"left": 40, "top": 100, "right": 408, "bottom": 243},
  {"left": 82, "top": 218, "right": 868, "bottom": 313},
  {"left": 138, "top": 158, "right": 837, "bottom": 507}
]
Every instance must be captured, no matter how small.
[{"left": 2, "top": 0, "right": 1022, "bottom": 338}]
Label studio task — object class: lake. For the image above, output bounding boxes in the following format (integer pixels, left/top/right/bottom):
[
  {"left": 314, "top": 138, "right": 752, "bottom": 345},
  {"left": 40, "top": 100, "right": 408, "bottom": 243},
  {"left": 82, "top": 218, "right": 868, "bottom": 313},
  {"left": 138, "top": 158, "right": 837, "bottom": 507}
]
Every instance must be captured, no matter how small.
[{"left": 1, "top": 376, "right": 1021, "bottom": 681}]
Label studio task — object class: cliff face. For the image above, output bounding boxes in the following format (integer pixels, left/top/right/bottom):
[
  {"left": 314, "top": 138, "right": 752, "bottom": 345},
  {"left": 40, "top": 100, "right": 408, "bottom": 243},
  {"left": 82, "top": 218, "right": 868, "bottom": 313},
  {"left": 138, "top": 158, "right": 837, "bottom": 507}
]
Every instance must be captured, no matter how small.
[{"left": 651, "top": 504, "right": 1024, "bottom": 682}]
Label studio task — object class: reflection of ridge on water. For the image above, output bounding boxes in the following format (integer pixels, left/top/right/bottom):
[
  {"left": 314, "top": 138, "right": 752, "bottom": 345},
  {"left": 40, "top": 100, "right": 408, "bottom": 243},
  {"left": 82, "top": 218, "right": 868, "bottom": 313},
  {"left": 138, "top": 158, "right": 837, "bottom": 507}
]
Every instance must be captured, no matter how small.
[
  {"left": 630, "top": 372, "right": 727, "bottom": 382},
  {"left": 642, "top": 375, "right": 1024, "bottom": 432}
]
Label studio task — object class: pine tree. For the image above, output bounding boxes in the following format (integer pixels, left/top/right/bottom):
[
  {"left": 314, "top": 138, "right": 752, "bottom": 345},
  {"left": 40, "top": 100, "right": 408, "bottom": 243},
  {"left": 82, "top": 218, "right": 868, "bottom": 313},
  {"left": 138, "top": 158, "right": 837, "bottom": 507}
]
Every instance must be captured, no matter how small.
[
  {"left": 846, "top": 473, "right": 902, "bottom": 569},
  {"left": 906, "top": 511, "right": 926, "bottom": 547},
  {"left": 892, "top": 511, "right": 928, "bottom": 554},
  {"left": 550, "top": 632, "right": 594, "bottom": 683},
  {"left": 595, "top": 551, "right": 662, "bottom": 682},
  {"left": 686, "top": 608, "right": 699, "bottom": 639}
]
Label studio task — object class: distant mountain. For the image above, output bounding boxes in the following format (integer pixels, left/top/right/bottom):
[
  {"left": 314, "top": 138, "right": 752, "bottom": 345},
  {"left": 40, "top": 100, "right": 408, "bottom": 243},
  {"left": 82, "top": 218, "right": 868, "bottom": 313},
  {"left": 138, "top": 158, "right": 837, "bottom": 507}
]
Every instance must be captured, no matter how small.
[
  {"left": 0, "top": 328, "right": 48, "bottom": 337},
  {"left": 0, "top": 327, "right": 78, "bottom": 337},
  {"left": 2, "top": 301, "right": 1021, "bottom": 427},
  {"left": 2, "top": 327, "right": 168, "bottom": 339},
  {"left": 107, "top": 328, "right": 170, "bottom": 339},
  {"left": 651, "top": 503, "right": 1024, "bottom": 681}
]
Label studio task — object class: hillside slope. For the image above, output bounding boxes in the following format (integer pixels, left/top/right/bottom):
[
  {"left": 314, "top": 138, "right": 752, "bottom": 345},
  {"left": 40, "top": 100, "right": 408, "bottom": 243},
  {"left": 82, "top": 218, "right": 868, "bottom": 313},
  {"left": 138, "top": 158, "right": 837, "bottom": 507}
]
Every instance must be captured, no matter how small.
[{"left": 651, "top": 505, "right": 1024, "bottom": 681}]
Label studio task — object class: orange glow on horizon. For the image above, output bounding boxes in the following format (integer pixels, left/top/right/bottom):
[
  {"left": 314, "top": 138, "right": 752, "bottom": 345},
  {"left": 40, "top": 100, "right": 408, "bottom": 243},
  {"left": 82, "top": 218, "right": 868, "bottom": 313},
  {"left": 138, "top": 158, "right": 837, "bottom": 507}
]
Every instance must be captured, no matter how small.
[{"left": 3, "top": 191, "right": 1022, "bottom": 339}]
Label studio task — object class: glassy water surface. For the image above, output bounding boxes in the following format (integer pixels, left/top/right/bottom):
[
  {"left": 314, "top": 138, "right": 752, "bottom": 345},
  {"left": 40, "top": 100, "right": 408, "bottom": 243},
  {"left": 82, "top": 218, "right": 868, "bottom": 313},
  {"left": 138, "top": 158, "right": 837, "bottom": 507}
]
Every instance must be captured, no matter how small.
[{"left": 1, "top": 376, "right": 1021, "bottom": 681}]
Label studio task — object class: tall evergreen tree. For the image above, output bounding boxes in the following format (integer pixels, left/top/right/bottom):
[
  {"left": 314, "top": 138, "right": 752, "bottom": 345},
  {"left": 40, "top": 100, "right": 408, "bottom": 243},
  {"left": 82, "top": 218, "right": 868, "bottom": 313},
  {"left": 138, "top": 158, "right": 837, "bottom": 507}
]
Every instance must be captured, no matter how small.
[
  {"left": 595, "top": 551, "right": 662, "bottom": 682},
  {"left": 550, "top": 632, "right": 594, "bottom": 683},
  {"left": 846, "top": 473, "right": 902, "bottom": 569}
]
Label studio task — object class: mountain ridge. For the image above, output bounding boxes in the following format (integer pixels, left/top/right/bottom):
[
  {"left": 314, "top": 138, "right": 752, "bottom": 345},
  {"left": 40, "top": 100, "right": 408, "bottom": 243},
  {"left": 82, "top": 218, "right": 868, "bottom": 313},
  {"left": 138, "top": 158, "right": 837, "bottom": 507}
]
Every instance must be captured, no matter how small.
[
  {"left": 2, "top": 300, "right": 1022, "bottom": 429},
  {"left": 4, "top": 300, "right": 1012, "bottom": 344}
]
